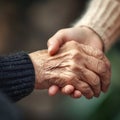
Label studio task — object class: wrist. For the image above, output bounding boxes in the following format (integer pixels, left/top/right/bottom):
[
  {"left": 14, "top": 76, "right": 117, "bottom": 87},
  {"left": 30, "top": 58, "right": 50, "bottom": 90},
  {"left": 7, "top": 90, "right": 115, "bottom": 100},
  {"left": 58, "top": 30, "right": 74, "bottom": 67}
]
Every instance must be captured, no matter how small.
[
  {"left": 29, "top": 50, "right": 48, "bottom": 89},
  {"left": 77, "top": 26, "right": 104, "bottom": 52}
]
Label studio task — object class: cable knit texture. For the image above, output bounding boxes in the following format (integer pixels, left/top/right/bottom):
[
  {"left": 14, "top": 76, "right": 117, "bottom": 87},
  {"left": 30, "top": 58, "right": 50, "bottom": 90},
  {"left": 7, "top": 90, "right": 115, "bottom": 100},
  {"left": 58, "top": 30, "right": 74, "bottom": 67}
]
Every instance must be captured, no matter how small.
[
  {"left": 75, "top": 0, "right": 120, "bottom": 51},
  {"left": 0, "top": 52, "right": 35, "bottom": 102}
]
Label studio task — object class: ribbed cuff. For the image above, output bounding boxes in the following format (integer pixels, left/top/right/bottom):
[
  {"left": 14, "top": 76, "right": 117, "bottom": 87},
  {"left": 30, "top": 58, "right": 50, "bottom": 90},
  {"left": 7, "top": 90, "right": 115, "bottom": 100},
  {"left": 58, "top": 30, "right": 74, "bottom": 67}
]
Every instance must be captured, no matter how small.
[
  {"left": 0, "top": 52, "right": 35, "bottom": 102},
  {"left": 75, "top": 0, "right": 120, "bottom": 51}
]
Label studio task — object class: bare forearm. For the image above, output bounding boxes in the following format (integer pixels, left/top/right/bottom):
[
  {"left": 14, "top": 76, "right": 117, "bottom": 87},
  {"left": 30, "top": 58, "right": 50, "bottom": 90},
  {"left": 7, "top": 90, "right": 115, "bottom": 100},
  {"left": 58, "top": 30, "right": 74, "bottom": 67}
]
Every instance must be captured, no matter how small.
[{"left": 74, "top": 0, "right": 120, "bottom": 51}]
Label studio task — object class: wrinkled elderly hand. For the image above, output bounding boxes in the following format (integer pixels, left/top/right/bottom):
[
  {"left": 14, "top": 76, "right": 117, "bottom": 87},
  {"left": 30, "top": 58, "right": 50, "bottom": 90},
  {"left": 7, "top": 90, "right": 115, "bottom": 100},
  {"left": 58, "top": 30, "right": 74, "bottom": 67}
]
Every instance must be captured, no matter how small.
[
  {"left": 47, "top": 27, "right": 111, "bottom": 98},
  {"left": 29, "top": 41, "right": 111, "bottom": 99},
  {"left": 30, "top": 41, "right": 93, "bottom": 97}
]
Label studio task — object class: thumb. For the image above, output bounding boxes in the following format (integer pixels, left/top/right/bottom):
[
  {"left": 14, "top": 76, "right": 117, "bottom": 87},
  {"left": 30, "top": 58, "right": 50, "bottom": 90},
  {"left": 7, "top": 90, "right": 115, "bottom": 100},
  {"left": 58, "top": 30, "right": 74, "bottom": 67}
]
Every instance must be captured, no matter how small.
[
  {"left": 48, "top": 39, "right": 60, "bottom": 56},
  {"left": 47, "top": 33, "right": 66, "bottom": 56}
]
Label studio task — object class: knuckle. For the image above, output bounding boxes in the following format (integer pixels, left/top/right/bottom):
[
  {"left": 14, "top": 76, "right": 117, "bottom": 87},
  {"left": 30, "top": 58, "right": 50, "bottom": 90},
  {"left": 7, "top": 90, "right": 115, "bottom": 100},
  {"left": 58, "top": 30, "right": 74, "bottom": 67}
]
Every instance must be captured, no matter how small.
[
  {"left": 70, "top": 61, "right": 78, "bottom": 71},
  {"left": 96, "top": 50, "right": 104, "bottom": 59},
  {"left": 69, "top": 41, "right": 79, "bottom": 48},
  {"left": 91, "top": 76, "right": 100, "bottom": 87},
  {"left": 58, "top": 29, "right": 67, "bottom": 35},
  {"left": 81, "top": 83, "right": 89, "bottom": 91},
  {"left": 47, "top": 39, "right": 51, "bottom": 44},
  {"left": 71, "top": 49, "right": 80, "bottom": 58},
  {"left": 69, "top": 40, "right": 77, "bottom": 45},
  {"left": 81, "top": 45, "right": 94, "bottom": 55},
  {"left": 97, "top": 61, "right": 107, "bottom": 74}
]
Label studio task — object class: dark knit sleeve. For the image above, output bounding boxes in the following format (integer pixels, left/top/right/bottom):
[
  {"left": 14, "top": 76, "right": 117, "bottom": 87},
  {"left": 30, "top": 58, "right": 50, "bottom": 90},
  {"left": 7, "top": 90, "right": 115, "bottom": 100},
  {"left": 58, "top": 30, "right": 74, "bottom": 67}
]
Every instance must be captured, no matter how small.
[{"left": 0, "top": 52, "right": 35, "bottom": 102}]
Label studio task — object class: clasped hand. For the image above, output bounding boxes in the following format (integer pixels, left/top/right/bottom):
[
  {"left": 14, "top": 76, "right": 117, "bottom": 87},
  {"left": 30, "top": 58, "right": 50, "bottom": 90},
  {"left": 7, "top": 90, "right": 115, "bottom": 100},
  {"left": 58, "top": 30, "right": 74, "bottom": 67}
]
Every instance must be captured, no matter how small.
[{"left": 30, "top": 40, "right": 111, "bottom": 99}]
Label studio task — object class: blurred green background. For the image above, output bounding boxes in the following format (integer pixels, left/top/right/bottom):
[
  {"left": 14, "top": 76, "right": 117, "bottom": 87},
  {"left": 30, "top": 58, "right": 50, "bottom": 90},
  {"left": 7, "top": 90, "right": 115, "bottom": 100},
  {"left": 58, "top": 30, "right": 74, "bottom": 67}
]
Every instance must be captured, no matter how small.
[{"left": 0, "top": 0, "right": 120, "bottom": 120}]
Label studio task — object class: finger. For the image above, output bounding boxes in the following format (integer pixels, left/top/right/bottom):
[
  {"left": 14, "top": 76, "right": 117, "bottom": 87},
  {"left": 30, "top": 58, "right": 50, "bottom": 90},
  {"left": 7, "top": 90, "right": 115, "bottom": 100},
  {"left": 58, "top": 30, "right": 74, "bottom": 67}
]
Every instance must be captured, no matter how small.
[
  {"left": 73, "top": 80, "right": 94, "bottom": 99},
  {"left": 85, "top": 56, "right": 106, "bottom": 73},
  {"left": 70, "top": 64, "right": 101, "bottom": 97},
  {"left": 77, "top": 44, "right": 111, "bottom": 92},
  {"left": 71, "top": 90, "right": 82, "bottom": 98},
  {"left": 48, "top": 85, "right": 59, "bottom": 96},
  {"left": 101, "top": 55, "right": 111, "bottom": 92},
  {"left": 47, "top": 30, "right": 66, "bottom": 55},
  {"left": 61, "top": 85, "right": 74, "bottom": 95},
  {"left": 80, "top": 68, "right": 101, "bottom": 97},
  {"left": 85, "top": 56, "right": 111, "bottom": 92}
]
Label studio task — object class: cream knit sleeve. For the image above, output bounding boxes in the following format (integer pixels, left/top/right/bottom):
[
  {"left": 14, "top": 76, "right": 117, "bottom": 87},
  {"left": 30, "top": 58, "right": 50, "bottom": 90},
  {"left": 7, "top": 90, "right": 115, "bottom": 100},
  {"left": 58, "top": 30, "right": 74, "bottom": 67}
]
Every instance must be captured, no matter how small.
[{"left": 74, "top": 0, "right": 120, "bottom": 51}]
